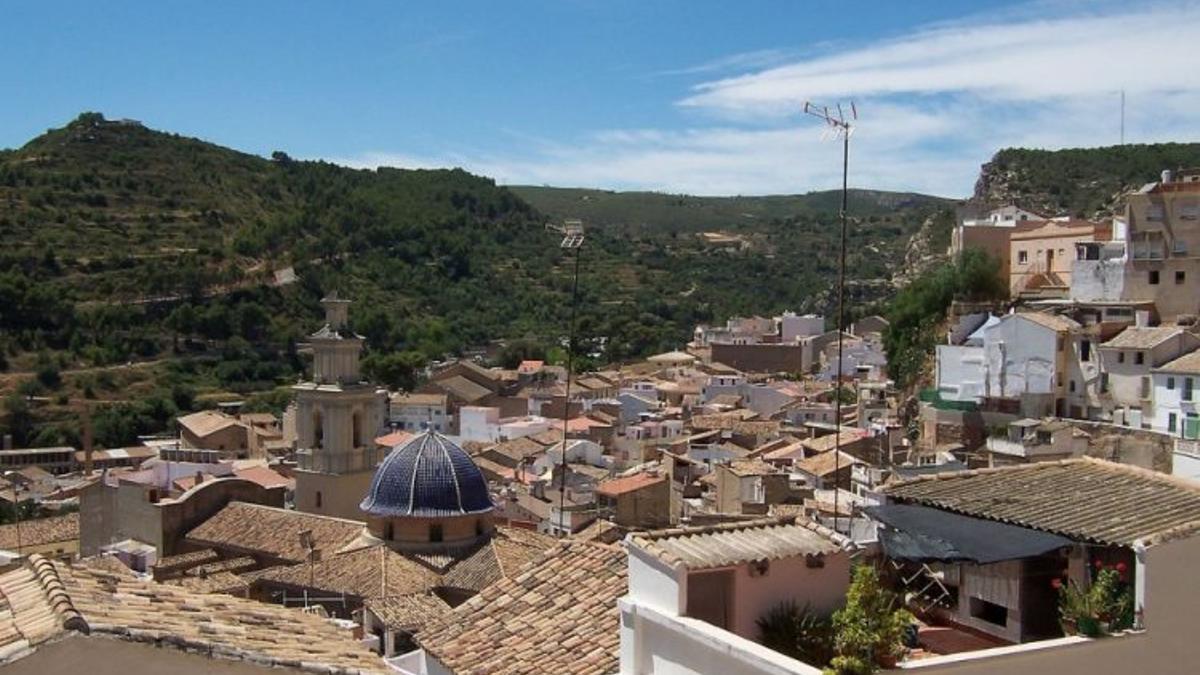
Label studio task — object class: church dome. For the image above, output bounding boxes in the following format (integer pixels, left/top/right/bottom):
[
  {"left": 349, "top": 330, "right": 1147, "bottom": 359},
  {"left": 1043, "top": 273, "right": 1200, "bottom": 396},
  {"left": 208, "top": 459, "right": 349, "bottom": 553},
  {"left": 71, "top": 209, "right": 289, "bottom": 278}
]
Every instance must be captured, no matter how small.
[{"left": 360, "top": 431, "right": 493, "bottom": 518}]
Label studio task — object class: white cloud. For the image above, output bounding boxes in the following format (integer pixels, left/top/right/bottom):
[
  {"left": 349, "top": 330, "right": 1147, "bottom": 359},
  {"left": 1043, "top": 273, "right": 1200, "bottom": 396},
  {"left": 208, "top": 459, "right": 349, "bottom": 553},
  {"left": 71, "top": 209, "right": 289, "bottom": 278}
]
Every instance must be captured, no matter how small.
[{"left": 327, "top": 2, "right": 1200, "bottom": 197}]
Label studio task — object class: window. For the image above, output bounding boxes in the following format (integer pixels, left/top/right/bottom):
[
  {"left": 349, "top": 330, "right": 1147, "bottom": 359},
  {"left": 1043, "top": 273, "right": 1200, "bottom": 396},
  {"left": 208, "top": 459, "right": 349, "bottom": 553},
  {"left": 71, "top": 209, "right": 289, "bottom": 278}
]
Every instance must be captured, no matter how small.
[
  {"left": 1057, "top": 337, "right": 1065, "bottom": 353},
  {"left": 1018, "top": 250, "right": 1028, "bottom": 264},
  {"left": 316, "top": 491, "right": 323, "bottom": 508},
  {"left": 1081, "top": 339, "right": 1091, "bottom": 362},
  {"left": 1185, "top": 378, "right": 1195, "bottom": 402},
  {"left": 384, "top": 522, "right": 394, "bottom": 541},
  {"left": 1101, "top": 373, "right": 1110, "bottom": 393},
  {"left": 1149, "top": 270, "right": 1160, "bottom": 285},
  {"left": 969, "top": 597, "right": 1009, "bottom": 627},
  {"left": 1187, "top": 414, "right": 1200, "bottom": 440},
  {"left": 1118, "top": 352, "right": 1125, "bottom": 364},
  {"left": 1176, "top": 271, "right": 1186, "bottom": 285},
  {"left": 1168, "top": 377, "right": 1176, "bottom": 390},
  {"left": 475, "top": 519, "right": 486, "bottom": 536},
  {"left": 1141, "top": 376, "right": 1151, "bottom": 399},
  {"left": 1136, "top": 351, "right": 1145, "bottom": 365},
  {"left": 1169, "top": 413, "right": 1178, "bottom": 434},
  {"left": 429, "top": 524, "right": 444, "bottom": 543},
  {"left": 1069, "top": 380, "right": 1077, "bottom": 393}
]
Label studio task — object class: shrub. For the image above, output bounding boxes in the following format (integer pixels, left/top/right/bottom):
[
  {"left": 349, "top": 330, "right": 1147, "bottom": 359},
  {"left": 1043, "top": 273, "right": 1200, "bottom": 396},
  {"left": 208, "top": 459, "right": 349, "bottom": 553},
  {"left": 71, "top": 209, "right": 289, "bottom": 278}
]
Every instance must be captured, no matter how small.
[
  {"left": 1057, "top": 562, "right": 1135, "bottom": 636},
  {"left": 826, "top": 565, "right": 914, "bottom": 674},
  {"left": 758, "top": 601, "right": 835, "bottom": 666}
]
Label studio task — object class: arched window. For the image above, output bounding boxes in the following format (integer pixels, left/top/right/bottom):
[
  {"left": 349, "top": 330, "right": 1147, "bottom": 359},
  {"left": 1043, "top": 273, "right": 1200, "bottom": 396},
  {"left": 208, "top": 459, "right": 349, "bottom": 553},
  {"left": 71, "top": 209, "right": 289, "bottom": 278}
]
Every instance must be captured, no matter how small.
[
  {"left": 352, "top": 410, "right": 363, "bottom": 448},
  {"left": 429, "top": 523, "right": 444, "bottom": 543},
  {"left": 384, "top": 522, "right": 394, "bottom": 541},
  {"left": 475, "top": 519, "right": 485, "bottom": 536},
  {"left": 313, "top": 410, "right": 324, "bottom": 450},
  {"left": 315, "top": 491, "right": 323, "bottom": 509}
]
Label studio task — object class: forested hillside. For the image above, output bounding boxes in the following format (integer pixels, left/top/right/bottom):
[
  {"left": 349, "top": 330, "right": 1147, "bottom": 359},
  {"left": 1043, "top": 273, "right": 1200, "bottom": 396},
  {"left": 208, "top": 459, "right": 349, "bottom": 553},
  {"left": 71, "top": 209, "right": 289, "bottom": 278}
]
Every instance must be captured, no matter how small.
[
  {"left": 974, "top": 143, "right": 1200, "bottom": 217},
  {"left": 0, "top": 112, "right": 948, "bottom": 448}
]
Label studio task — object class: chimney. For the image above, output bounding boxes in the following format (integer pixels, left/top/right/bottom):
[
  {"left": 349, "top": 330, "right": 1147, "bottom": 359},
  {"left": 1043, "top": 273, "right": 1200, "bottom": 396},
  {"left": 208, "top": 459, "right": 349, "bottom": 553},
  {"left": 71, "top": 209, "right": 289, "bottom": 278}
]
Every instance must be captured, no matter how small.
[
  {"left": 1162, "top": 169, "right": 1173, "bottom": 185},
  {"left": 1135, "top": 310, "right": 1150, "bottom": 328},
  {"left": 83, "top": 407, "right": 94, "bottom": 476}
]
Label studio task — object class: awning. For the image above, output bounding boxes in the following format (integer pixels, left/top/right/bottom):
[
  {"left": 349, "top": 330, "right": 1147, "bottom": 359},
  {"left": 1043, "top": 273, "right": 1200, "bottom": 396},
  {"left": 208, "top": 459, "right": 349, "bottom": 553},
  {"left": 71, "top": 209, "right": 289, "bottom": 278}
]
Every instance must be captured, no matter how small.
[{"left": 865, "top": 503, "right": 1073, "bottom": 564}]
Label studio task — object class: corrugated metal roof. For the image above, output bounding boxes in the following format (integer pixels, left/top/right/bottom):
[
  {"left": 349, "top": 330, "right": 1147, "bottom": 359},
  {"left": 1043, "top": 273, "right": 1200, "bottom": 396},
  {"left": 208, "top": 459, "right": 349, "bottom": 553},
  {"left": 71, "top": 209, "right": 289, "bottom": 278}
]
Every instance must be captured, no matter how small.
[
  {"left": 629, "top": 517, "right": 845, "bottom": 570},
  {"left": 884, "top": 457, "right": 1200, "bottom": 546}
]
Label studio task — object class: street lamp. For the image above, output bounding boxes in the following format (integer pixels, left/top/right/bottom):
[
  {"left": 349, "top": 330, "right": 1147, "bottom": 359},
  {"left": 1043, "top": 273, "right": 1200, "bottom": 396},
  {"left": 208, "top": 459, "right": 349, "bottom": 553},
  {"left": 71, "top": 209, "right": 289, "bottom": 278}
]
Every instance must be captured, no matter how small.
[{"left": 4, "top": 471, "right": 23, "bottom": 558}]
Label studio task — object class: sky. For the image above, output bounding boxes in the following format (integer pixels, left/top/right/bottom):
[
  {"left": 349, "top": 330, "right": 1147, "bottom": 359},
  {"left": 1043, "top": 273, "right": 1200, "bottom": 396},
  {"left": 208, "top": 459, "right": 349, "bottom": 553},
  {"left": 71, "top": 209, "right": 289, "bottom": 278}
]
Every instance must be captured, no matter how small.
[{"left": 3, "top": 0, "right": 1199, "bottom": 197}]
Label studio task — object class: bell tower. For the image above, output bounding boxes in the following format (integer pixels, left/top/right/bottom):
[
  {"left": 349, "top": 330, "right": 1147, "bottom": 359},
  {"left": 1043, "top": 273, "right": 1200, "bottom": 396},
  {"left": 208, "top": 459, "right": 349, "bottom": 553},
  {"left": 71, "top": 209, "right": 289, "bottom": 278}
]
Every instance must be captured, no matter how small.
[{"left": 293, "top": 293, "right": 387, "bottom": 520}]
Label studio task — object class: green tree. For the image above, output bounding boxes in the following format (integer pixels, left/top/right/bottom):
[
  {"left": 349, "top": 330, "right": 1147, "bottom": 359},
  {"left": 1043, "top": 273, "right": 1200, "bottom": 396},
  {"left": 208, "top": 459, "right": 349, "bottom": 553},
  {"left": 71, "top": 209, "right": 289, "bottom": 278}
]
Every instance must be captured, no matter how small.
[
  {"left": 827, "top": 565, "right": 913, "bottom": 674},
  {"left": 362, "top": 351, "right": 425, "bottom": 391}
]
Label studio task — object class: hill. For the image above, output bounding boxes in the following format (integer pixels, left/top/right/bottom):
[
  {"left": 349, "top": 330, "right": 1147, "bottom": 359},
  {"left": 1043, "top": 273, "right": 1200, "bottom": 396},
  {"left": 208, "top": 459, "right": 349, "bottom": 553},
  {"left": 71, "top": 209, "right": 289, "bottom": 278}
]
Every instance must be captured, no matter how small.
[
  {"left": 0, "top": 112, "right": 951, "bottom": 448},
  {"left": 973, "top": 143, "right": 1200, "bottom": 218},
  {"left": 509, "top": 185, "right": 951, "bottom": 234}
]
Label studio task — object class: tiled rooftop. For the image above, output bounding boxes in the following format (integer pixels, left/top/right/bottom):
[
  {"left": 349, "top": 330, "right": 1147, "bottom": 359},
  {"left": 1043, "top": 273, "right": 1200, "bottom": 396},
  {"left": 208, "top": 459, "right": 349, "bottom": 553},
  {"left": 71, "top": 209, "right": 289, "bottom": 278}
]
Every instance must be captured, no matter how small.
[
  {"left": 1155, "top": 349, "right": 1200, "bottom": 374},
  {"left": 628, "top": 516, "right": 846, "bottom": 570},
  {"left": 365, "top": 594, "right": 451, "bottom": 631},
  {"left": 419, "top": 541, "right": 626, "bottom": 675},
  {"left": 884, "top": 457, "right": 1200, "bottom": 546},
  {"left": 595, "top": 472, "right": 665, "bottom": 497},
  {"left": 1100, "top": 326, "right": 1189, "bottom": 350},
  {"left": 53, "top": 556, "right": 387, "bottom": 673},
  {"left": 793, "top": 450, "right": 863, "bottom": 478},
  {"left": 186, "top": 502, "right": 365, "bottom": 563},
  {"left": 0, "top": 513, "right": 78, "bottom": 551}
]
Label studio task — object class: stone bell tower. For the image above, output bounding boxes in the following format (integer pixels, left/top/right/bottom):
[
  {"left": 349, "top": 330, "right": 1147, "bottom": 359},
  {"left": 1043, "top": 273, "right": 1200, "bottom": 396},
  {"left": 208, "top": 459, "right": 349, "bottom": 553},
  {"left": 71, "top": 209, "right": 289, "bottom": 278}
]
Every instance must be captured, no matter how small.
[{"left": 293, "top": 293, "right": 387, "bottom": 520}]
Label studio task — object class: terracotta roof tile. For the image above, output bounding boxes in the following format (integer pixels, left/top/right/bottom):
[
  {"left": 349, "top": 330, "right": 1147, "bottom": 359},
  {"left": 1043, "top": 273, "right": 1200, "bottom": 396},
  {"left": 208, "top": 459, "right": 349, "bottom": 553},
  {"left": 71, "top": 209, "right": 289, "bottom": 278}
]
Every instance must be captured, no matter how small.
[
  {"left": 0, "top": 513, "right": 78, "bottom": 551},
  {"left": 595, "top": 472, "right": 665, "bottom": 497},
  {"left": 628, "top": 516, "right": 847, "bottom": 570},
  {"left": 186, "top": 502, "right": 364, "bottom": 564},
  {"left": 419, "top": 542, "right": 625, "bottom": 675},
  {"left": 884, "top": 457, "right": 1200, "bottom": 546}
]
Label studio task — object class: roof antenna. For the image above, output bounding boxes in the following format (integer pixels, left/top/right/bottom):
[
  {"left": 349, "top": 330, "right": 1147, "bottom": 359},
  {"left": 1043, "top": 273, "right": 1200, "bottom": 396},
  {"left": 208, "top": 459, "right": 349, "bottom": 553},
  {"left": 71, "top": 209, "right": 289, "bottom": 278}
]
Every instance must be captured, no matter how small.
[
  {"left": 546, "top": 219, "right": 585, "bottom": 537},
  {"left": 802, "top": 100, "right": 858, "bottom": 536}
]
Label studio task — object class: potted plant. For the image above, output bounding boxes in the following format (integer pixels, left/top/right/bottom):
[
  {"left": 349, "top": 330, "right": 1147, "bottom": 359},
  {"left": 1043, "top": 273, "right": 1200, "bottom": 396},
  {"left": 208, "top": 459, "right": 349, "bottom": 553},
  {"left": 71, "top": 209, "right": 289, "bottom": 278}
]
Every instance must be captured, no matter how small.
[
  {"left": 1057, "top": 560, "right": 1134, "bottom": 637},
  {"left": 826, "top": 565, "right": 914, "bottom": 674}
]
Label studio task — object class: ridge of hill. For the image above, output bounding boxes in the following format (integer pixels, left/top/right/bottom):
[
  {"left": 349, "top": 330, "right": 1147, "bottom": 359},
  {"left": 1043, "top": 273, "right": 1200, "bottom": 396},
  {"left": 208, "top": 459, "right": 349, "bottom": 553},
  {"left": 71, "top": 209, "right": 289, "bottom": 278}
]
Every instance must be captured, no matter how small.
[
  {"left": 972, "top": 142, "right": 1200, "bottom": 218},
  {"left": 0, "top": 112, "right": 947, "bottom": 449}
]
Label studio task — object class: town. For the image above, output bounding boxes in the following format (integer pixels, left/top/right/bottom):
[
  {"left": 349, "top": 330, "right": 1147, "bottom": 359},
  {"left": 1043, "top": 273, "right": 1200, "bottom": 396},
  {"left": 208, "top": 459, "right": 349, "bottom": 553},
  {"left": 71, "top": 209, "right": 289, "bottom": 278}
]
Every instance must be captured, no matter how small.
[
  {"left": 0, "top": 165, "right": 1197, "bottom": 673},
  {"left": 5, "top": 2, "right": 1200, "bottom": 673}
]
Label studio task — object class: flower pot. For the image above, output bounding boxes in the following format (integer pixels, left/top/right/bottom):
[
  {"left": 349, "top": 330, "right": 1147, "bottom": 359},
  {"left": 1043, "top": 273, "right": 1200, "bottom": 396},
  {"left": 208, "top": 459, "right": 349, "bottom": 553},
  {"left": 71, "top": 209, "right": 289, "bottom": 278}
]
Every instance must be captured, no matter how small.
[{"left": 1077, "top": 616, "right": 1102, "bottom": 637}]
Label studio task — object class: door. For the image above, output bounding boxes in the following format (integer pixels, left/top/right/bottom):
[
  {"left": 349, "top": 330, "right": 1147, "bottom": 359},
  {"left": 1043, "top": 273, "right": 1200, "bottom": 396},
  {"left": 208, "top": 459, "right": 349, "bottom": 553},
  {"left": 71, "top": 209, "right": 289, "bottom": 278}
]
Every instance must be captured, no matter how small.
[{"left": 686, "top": 569, "right": 734, "bottom": 630}]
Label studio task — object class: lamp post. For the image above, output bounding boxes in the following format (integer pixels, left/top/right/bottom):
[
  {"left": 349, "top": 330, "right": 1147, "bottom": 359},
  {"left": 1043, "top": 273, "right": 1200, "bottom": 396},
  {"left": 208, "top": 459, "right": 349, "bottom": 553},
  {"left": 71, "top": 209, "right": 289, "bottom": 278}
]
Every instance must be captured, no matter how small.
[{"left": 4, "top": 471, "right": 23, "bottom": 558}]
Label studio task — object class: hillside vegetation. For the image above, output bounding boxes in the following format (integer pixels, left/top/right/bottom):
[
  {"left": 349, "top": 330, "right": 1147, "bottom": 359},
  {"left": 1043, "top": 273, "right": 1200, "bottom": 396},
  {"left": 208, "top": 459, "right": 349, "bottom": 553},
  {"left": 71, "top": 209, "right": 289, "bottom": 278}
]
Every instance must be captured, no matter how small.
[
  {"left": 974, "top": 143, "right": 1200, "bottom": 217},
  {"left": 0, "top": 113, "right": 947, "bottom": 448}
]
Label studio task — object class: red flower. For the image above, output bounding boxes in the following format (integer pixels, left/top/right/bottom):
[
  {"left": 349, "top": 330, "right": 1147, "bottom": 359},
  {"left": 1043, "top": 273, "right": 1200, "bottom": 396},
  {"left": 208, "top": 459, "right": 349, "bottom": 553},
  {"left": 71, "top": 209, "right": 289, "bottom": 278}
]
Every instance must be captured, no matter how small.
[
  {"left": 1051, "top": 578, "right": 1062, "bottom": 590},
  {"left": 1094, "top": 559, "right": 1104, "bottom": 569},
  {"left": 1116, "top": 562, "right": 1128, "bottom": 574}
]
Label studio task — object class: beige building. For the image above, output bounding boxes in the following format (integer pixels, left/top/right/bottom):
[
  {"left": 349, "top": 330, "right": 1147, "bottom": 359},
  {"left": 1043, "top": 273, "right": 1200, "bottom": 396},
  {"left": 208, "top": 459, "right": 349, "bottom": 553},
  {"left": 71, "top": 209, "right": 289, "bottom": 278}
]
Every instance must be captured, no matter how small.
[
  {"left": 177, "top": 411, "right": 250, "bottom": 458},
  {"left": 1122, "top": 168, "right": 1200, "bottom": 320},
  {"left": 595, "top": 471, "right": 671, "bottom": 529},
  {"left": 293, "top": 294, "right": 388, "bottom": 521},
  {"left": 1010, "top": 220, "right": 1110, "bottom": 298},
  {"left": 713, "top": 460, "right": 789, "bottom": 515}
]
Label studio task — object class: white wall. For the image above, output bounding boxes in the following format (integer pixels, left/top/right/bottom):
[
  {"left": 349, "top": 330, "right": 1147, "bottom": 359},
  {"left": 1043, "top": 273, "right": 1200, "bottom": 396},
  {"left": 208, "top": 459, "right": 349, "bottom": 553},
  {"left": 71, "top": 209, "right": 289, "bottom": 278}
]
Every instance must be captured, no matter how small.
[
  {"left": 937, "top": 345, "right": 987, "bottom": 402},
  {"left": 1148, "top": 372, "right": 1200, "bottom": 436},
  {"left": 984, "top": 317, "right": 1058, "bottom": 398},
  {"left": 458, "top": 406, "right": 500, "bottom": 442},
  {"left": 619, "top": 599, "right": 825, "bottom": 675}
]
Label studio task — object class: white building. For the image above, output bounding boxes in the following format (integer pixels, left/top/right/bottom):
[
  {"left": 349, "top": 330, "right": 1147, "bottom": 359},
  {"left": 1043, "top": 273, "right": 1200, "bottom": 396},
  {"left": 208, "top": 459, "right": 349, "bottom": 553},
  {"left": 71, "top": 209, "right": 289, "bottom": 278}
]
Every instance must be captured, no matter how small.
[
  {"left": 389, "top": 392, "right": 449, "bottom": 433},
  {"left": 1099, "top": 326, "right": 1200, "bottom": 428},
  {"left": 1149, "top": 351, "right": 1200, "bottom": 440}
]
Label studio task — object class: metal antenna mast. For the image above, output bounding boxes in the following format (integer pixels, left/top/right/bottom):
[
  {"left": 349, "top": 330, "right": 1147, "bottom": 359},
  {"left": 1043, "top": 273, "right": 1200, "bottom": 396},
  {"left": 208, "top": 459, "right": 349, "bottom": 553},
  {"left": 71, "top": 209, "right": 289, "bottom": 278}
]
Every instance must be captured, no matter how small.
[
  {"left": 1120, "top": 89, "right": 1125, "bottom": 145},
  {"left": 547, "top": 219, "right": 585, "bottom": 536},
  {"left": 802, "top": 100, "right": 856, "bottom": 535}
]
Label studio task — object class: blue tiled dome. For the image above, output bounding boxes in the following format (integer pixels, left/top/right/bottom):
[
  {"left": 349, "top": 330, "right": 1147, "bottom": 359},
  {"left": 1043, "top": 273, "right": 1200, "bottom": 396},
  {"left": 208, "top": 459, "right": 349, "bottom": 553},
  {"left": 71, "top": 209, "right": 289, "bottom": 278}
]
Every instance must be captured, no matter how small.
[{"left": 360, "top": 431, "right": 493, "bottom": 518}]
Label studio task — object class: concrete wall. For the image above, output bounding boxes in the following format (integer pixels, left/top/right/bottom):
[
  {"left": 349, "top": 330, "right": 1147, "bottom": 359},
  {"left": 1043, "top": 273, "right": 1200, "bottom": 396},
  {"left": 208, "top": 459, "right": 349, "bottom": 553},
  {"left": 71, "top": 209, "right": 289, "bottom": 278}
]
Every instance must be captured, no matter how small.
[
  {"left": 711, "top": 343, "right": 805, "bottom": 375},
  {"left": 900, "top": 535, "right": 1200, "bottom": 674},
  {"left": 984, "top": 316, "right": 1058, "bottom": 398},
  {"left": 720, "top": 553, "right": 851, "bottom": 641},
  {"left": 612, "top": 480, "right": 672, "bottom": 529},
  {"left": 294, "top": 469, "right": 375, "bottom": 521},
  {"left": 937, "top": 345, "right": 987, "bottom": 402}
]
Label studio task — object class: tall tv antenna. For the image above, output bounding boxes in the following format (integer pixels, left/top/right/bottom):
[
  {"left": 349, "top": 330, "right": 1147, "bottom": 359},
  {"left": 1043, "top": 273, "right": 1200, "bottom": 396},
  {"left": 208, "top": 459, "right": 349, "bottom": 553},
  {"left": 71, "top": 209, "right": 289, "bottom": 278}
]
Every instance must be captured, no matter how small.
[
  {"left": 802, "top": 100, "right": 856, "bottom": 535},
  {"left": 1120, "top": 89, "right": 1125, "bottom": 146},
  {"left": 546, "top": 219, "right": 585, "bottom": 536}
]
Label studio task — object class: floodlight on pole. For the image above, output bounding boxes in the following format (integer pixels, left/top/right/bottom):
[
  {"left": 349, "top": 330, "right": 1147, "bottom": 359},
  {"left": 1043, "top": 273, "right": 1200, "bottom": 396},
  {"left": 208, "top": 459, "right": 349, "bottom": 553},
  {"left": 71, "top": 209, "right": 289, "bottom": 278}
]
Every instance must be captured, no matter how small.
[
  {"left": 801, "top": 99, "right": 857, "bottom": 535},
  {"left": 546, "top": 219, "right": 585, "bottom": 536}
]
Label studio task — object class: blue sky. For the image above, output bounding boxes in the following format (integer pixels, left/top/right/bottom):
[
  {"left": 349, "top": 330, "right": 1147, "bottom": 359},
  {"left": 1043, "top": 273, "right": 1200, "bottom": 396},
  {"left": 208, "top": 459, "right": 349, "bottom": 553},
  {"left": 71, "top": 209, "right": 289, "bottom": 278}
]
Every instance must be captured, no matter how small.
[{"left": 3, "top": 1, "right": 1199, "bottom": 196}]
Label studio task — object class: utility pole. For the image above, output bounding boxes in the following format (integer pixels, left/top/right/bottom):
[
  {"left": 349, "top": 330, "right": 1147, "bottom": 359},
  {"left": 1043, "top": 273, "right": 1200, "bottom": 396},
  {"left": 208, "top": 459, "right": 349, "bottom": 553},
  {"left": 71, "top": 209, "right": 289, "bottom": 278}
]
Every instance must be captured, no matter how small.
[
  {"left": 1120, "top": 89, "right": 1125, "bottom": 145},
  {"left": 802, "top": 101, "right": 857, "bottom": 535},
  {"left": 548, "top": 219, "right": 585, "bottom": 537}
]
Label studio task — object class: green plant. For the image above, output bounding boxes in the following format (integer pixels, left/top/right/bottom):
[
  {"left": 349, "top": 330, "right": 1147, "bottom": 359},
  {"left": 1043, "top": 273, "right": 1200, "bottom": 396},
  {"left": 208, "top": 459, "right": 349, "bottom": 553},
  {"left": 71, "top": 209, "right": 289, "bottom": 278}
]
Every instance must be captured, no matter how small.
[
  {"left": 826, "top": 565, "right": 914, "bottom": 675},
  {"left": 757, "top": 601, "right": 835, "bottom": 666},
  {"left": 1057, "top": 561, "right": 1135, "bottom": 636}
]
